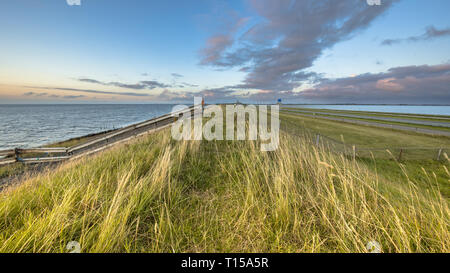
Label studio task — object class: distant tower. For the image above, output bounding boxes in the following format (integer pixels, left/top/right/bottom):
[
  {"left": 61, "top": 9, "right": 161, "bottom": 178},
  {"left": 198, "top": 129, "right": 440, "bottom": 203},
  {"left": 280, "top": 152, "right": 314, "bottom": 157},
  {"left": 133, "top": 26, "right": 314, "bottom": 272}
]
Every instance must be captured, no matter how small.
[{"left": 277, "top": 98, "right": 282, "bottom": 105}]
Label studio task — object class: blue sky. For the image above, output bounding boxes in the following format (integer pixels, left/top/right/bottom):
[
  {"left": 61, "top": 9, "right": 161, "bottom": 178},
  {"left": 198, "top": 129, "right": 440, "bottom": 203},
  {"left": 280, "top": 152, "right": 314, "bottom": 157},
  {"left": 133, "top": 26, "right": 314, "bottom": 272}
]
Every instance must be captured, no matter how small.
[
  {"left": 0, "top": 0, "right": 449, "bottom": 104},
  {"left": 311, "top": 0, "right": 450, "bottom": 77}
]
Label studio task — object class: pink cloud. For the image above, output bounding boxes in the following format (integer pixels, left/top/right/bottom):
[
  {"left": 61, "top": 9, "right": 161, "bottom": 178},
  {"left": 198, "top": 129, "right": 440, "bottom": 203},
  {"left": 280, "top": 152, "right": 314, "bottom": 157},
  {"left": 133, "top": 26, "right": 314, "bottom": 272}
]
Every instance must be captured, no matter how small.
[{"left": 375, "top": 78, "right": 405, "bottom": 92}]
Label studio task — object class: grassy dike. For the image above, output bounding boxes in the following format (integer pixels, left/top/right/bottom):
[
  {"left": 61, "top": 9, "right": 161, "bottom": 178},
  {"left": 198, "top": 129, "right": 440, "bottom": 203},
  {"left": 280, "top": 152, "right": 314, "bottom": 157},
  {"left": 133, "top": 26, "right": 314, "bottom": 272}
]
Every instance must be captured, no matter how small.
[
  {"left": 0, "top": 114, "right": 449, "bottom": 252},
  {"left": 281, "top": 112, "right": 450, "bottom": 198},
  {"left": 283, "top": 109, "right": 450, "bottom": 133}
]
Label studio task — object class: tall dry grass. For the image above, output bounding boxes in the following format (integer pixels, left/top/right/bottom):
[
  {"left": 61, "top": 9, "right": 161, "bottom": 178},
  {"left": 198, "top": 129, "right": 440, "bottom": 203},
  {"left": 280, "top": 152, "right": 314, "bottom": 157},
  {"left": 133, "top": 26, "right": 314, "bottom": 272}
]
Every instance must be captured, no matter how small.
[{"left": 0, "top": 128, "right": 448, "bottom": 252}]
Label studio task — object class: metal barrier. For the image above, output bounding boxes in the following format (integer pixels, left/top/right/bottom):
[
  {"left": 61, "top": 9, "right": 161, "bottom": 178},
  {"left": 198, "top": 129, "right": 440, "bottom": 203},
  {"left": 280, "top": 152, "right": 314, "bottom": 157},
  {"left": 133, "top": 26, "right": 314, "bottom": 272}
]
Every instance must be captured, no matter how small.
[{"left": 0, "top": 106, "right": 197, "bottom": 166}]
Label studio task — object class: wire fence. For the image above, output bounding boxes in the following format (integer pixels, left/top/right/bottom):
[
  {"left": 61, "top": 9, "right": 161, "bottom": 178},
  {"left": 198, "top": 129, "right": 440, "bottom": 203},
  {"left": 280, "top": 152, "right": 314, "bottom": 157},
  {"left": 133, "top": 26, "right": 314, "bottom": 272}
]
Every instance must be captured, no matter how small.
[{"left": 281, "top": 118, "right": 449, "bottom": 162}]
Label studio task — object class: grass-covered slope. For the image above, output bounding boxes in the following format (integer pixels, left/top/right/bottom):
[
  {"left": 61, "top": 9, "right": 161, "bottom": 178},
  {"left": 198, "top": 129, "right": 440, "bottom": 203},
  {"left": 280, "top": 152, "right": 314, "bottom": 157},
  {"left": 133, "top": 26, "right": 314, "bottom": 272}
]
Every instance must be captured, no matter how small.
[
  {"left": 280, "top": 112, "right": 450, "bottom": 198},
  {"left": 0, "top": 128, "right": 448, "bottom": 252}
]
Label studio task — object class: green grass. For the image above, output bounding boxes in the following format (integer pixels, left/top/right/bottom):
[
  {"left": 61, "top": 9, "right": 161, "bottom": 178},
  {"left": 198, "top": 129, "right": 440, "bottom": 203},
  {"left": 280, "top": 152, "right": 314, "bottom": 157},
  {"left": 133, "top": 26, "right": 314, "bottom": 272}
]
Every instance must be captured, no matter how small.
[
  {"left": 280, "top": 112, "right": 450, "bottom": 198},
  {"left": 283, "top": 107, "right": 450, "bottom": 121},
  {"left": 280, "top": 112, "right": 450, "bottom": 149},
  {"left": 282, "top": 110, "right": 450, "bottom": 132},
  {"left": 45, "top": 130, "right": 113, "bottom": 148},
  {"left": 362, "top": 158, "right": 450, "bottom": 199},
  {"left": 0, "top": 120, "right": 448, "bottom": 252},
  {"left": 0, "top": 163, "right": 25, "bottom": 181}
]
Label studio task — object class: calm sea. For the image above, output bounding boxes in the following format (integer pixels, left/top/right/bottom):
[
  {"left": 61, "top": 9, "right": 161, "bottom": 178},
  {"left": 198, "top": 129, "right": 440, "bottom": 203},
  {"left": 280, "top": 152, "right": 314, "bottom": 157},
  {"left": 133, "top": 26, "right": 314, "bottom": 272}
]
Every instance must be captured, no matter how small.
[
  {"left": 1, "top": 104, "right": 449, "bottom": 151},
  {"left": 0, "top": 104, "right": 176, "bottom": 151},
  {"left": 286, "top": 105, "right": 450, "bottom": 116}
]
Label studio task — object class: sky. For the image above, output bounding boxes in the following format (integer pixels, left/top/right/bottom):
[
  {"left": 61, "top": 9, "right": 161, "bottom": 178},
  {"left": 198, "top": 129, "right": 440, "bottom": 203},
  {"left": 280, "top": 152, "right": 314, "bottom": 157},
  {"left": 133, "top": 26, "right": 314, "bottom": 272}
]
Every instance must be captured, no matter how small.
[{"left": 0, "top": 0, "right": 449, "bottom": 104}]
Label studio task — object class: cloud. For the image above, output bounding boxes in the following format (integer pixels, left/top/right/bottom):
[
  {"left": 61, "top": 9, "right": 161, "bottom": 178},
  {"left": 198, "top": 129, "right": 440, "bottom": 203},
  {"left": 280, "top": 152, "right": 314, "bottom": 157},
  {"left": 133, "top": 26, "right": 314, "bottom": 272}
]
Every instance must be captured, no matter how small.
[
  {"left": 78, "top": 78, "right": 171, "bottom": 90},
  {"left": 296, "top": 64, "right": 450, "bottom": 104},
  {"left": 171, "top": 73, "right": 183, "bottom": 78},
  {"left": 78, "top": 78, "right": 103, "bottom": 85},
  {"left": 26, "top": 63, "right": 450, "bottom": 104},
  {"left": 181, "top": 82, "right": 199, "bottom": 88},
  {"left": 62, "top": 95, "right": 86, "bottom": 99},
  {"left": 152, "top": 87, "right": 237, "bottom": 103},
  {"left": 23, "top": 92, "right": 48, "bottom": 97},
  {"left": 375, "top": 77, "right": 404, "bottom": 92},
  {"left": 168, "top": 73, "right": 200, "bottom": 88},
  {"left": 23, "top": 86, "right": 207, "bottom": 102},
  {"left": 22, "top": 92, "right": 86, "bottom": 100},
  {"left": 200, "top": 0, "right": 397, "bottom": 92},
  {"left": 200, "top": 35, "right": 236, "bottom": 66},
  {"left": 100, "top": 63, "right": 450, "bottom": 103},
  {"left": 140, "top": 81, "right": 171, "bottom": 89},
  {"left": 26, "top": 86, "right": 153, "bottom": 97},
  {"left": 381, "top": 25, "right": 450, "bottom": 46},
  {"left": 199, "top": 16, "right": 250, "bottom": 66}
]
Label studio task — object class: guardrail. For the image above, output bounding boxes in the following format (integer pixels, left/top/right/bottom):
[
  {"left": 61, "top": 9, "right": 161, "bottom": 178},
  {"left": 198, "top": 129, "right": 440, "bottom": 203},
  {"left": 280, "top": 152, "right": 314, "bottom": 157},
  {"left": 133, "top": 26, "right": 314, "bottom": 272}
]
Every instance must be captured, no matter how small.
[
  {"left": 0, "top": 148, "right": 70, "bottom": 165},
  {"left": 0, "top": 106, "right": 197, "bottom": 166}
]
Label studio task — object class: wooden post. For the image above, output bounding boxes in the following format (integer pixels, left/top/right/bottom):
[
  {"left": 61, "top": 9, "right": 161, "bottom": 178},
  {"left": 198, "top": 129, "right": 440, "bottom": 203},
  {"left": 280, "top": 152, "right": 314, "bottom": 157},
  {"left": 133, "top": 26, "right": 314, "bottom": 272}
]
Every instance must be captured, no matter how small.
[
  {"left": 14, "top": 148, "right": 19, "bottom": 163},
  {"left": 315, "top": 134, "right": 320, "bottom": 147},
  {"left": 437, "top": 148, "right": 443, "bottom": 161},
  {"left": 352, "top": 145, "right": 356, "bottom": 161},
  {"left": 398, "top": 149, "right": 403, "bottom": 161}
]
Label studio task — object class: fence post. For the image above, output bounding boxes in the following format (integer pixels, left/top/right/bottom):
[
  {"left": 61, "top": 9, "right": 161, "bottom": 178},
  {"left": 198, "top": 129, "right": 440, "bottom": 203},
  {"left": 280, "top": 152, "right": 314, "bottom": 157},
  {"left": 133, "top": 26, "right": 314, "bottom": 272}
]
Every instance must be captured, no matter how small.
[
  {"left": 14, "top": 148, "right": 19, "bottom": 163},
  {"left": 315, "top": 134, "right": 320, "bottom": 147},
  {"left": 437, "top": 148, "right": 443, "bottom": 161},
  {"left": 398, "top": 149, "right": 403, "bottom": 161},
  {"left": 352, "top": 145, "right": 356, "bottom": 161}
]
